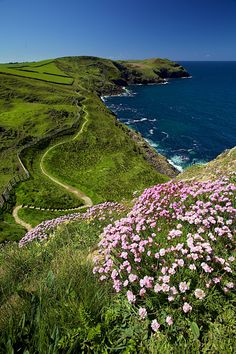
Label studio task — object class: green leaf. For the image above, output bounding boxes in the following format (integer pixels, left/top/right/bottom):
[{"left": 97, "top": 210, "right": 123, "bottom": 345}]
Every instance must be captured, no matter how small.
[
  {"left": 46, "top": 270, "right": 55, "bottom": 287},
  {"left": 190, "top": 321, "right": 200, "bottom": 339}
]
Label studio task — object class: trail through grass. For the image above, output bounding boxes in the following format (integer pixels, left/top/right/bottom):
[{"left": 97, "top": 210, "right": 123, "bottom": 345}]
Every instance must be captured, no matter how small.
[{"left": 13, "top": 90, "right": 93, "bottom": 230}]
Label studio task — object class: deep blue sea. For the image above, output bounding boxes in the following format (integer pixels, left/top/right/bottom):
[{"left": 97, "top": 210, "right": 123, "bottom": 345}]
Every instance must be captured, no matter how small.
[{"left": 104, "top": 62, "right": 236, "bottom": 170}]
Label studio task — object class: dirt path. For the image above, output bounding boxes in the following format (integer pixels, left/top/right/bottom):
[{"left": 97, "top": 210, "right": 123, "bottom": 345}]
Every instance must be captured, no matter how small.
[
  {"left": 40, "top": 97, "right": 92, "bottom": 207},
  {"left": 13, "top": 91, "right": 93, "bottom": 231},
  {"left": 13, "top": 205, "right": 32, "bottom": 231}
]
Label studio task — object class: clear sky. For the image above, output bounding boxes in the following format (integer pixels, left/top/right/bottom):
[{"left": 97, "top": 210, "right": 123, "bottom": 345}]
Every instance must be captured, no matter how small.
[{"left": 0, "top": 0, "right": 236, "bottom": 63}]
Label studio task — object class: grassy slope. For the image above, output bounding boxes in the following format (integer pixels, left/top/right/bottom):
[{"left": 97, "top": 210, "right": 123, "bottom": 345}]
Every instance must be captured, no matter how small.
[
  {"left": 0, "top": 176, "right": 235, "bottom": 353},
  {"left": 0, "top": 56, "right": 187, "bottom": 240},
  {"left": 0, "top": 72, "right": 83, "bottom": 240},
  {"left": 43, "top": 91, "right": 168, "bottom": 204},
  {"left": 119, "top": 57, "right": 189, "bottom": 82},
  {"left": 0, "top": 61, "right": 73, "bottom": 84}
]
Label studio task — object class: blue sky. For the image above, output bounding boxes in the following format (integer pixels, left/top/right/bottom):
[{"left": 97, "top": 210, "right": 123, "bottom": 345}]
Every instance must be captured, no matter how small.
[{"left": 0, "top": 0, "right": 236, "bottom": 62}]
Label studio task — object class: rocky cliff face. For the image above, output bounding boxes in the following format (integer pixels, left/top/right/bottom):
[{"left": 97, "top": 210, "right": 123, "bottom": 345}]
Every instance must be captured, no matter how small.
[
  {"left": 58, "top": 56, "right": 190, "bottom": 96},
  {"left": 126, "top": 128, "right": 179, "bottom": 178}
]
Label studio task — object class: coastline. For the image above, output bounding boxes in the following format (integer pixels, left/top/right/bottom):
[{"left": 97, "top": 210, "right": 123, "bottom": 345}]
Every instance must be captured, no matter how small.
[
  {"left": 100, "top": 87, "right": 179, "bottom": 177},
  {"left": 100, "top": 85, "right": 182, "bottom": 174}
]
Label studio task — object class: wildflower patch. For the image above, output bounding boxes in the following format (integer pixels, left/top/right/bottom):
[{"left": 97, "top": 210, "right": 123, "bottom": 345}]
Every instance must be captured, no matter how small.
[{"left": 94, "top": 179, "right": 236, "bottom": 331}]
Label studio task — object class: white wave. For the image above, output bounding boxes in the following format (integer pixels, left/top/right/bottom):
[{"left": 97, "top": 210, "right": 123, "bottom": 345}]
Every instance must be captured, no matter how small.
[
  {"left": 140, "top": 117, "right": 148, "bottom": 121},
  {"left": 161, "top": 131, "right": 169, "bottom": 141},
  {"left": 168, "top": 158, "right": 183, "bottom": 172},
  {"left": 144, "top": 138, "right": 159, "bottom": 148},
  {"left": 149, "top": 129, "right": 154, "bottom": 135},
  {"left": 168, "top": 155, "right": 186, "bottom": 171},
  {"left": 149, "top": 118, "right": 157, "bottom": 122}
]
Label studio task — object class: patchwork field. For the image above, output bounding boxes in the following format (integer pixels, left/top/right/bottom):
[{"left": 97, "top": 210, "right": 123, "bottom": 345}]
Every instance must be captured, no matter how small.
[{"left": 0, "top": 60, "right": 73, "bottom": 84}]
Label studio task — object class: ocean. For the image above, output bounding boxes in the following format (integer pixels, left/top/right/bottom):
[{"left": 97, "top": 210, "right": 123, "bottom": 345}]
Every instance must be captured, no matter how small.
[{"left": 103, "top": 62, "right": 236, "bottom": 171}]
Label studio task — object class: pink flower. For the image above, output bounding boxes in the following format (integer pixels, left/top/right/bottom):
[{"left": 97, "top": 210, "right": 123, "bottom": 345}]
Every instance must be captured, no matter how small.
[
  {"left": 168, "top": 295, "right": 175, "bottom": 302},
  {"left": 139, "top": 307, "right": 147, "bottom": 319},
  {"left": 139, "top": 288, "right": 146, "bottom": 297},
  {"left": 159, "top": 248, "right": 166, "bottom": 256},
  {"left": 201, "top": 262, "right": 213, "bottom": 273},
  {"left": 162, "top": 284, "right": 170, "bottom": 292},
  {"left": 154, "top": 283, "right": 162, "bottom": 293},
  {"left": 166, "top": 316, "right": 173, "bottom": 326},
  {"left": 151, "top": 319, "right": 160, "bottom": 332},
  {"left": 177, "top": 259, "right": 184, "bottom": 267},
  {"left": 128, "top": 274, "right": 138, "bottom": 283},
  {"left": 163, "top": 275, "right": 170, "bottom": 283},
  {"left": 189, "top": 264, "right": 196, "bottom": 270},
  {"left": 224, "top": 266, "right": 232, "bottom": 273},
  {"left": 179, "top": 282, "right": 189, "bottom": 293},
  {"left": 183, "top": 302, "right": 192, "bottom": 313},
  {"left": 194, "top": 288, "right": 205, "bottom": 299},
  {"left": 213, "top": 277, "right": 220, "bottom": 284},
  {"left": 123, "top": 280, "right": 129, "bottom": 287},
  {"left": 127, "top": 290, "right": 136, "bottom": 303},
  {"left": 226, "top": 282, "right": 234, "bottom": 289}
]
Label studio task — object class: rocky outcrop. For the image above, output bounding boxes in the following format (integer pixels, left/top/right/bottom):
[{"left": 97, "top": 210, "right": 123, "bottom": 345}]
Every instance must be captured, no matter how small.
[{"left": 126, "top": 129, "right": 179, "bottom": 178}]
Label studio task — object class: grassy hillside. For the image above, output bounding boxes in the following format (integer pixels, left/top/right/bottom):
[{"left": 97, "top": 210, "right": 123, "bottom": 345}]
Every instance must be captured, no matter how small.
[
  {"left": 0, "top": 56, "right": 235, "bottom": 353},
  {"left": 57, "top": 56, "right": 189, "bottom": 95},
  {"left": 0, "top": 177, "right": 235, "bottom": 353},
  {"left": 0, "top": 56, "right": 185, "bottom": 241}
]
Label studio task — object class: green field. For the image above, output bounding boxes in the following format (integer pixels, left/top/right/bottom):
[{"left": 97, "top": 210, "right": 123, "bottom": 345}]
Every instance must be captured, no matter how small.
[{"left": 0, "top": 60, "right": 73, "bottom": 84}]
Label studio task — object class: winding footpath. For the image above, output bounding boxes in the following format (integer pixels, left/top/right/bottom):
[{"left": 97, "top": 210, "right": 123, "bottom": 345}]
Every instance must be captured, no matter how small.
[{"left": 13, "top": 91, "right": 93, "bottom": 231}]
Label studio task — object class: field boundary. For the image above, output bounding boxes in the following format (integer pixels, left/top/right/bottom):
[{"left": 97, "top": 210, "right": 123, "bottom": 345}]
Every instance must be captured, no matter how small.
[{"left": 0, "top": 70, "right": 74, "bottom": 85}]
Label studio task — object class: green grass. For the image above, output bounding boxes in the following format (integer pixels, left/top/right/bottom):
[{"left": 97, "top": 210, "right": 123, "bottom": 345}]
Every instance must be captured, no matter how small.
[
  {"left": 17, "top": 207, "right": 86, "bottom": 228},
  {"left": 43, "top": 92, "right": 169, "bottom": 204},
  {"left": 0, "top": 73, "right": 79, "bottom": 188},
  {"left": 0, "top": 211, "right": 25, "bottom": 242},
  {"left": 0, "top": 73, "right": 84, "bottom": 237},
  {"left": 0, "top": 60, "right": 73, "bottom": 84}
]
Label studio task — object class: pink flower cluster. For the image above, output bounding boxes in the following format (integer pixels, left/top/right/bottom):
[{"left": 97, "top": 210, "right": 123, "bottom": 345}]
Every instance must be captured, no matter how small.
[
  {"left": 93, "top": 179, "right": 236, "bottom": 329},
  {"left": 19, "top": 202, "right": 126, "bottom": 247}
]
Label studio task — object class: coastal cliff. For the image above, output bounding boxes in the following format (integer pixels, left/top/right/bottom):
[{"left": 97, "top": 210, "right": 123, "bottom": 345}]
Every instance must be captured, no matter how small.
[
  {"left": 56, "top": 56, "right": 185, "bottom": 177},
  {"left": 57, "top": 56, "right": 190, "bottom": 95}
]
